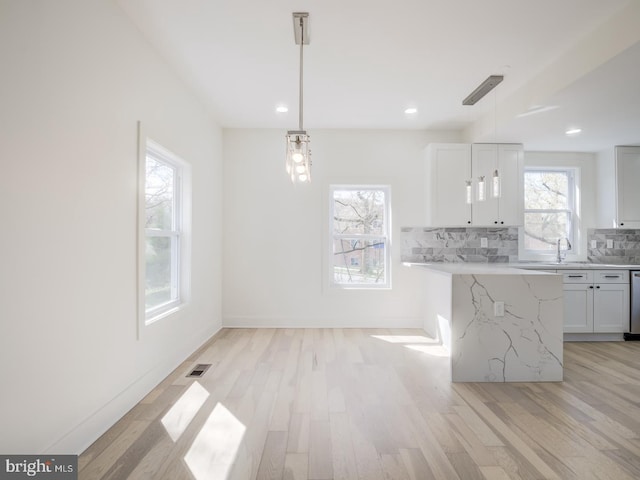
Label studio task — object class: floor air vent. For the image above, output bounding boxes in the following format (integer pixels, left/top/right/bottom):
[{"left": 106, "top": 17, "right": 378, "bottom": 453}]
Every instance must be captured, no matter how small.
[{"left": 186, "top": 363, "right": 212, "bottom": 378}]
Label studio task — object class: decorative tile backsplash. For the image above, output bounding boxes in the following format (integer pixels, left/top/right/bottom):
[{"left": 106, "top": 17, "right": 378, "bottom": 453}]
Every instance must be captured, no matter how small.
[
  {"left": 587, "top": 229, "right": 640, "bottom": 264},
  {"left": 402, "top": 227, "right": 640, "bottom": 264},
  {"left": 401, "top": 227, "right": 519, "bottom": 263}
]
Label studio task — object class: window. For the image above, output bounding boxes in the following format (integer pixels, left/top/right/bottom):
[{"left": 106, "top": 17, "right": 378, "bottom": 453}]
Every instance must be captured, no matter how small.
[
  {"left": 523, "top": 168, "right": 577, "bottom": 253},
  {"left": 142, "top": 140, "right": 190, "bottom": 323},
  {"left": 329, "top": 185, "right": 391, "bottom": 288}
]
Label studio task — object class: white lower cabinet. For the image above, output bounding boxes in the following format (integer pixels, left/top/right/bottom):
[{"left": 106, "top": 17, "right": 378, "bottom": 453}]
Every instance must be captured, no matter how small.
[
  {"left": 593, "top": 283, "right": 630, "bottom": 332},
  {"left": 562, "top": 270, "right": 629, "bottom": 333},
  {"left": 563, "top": 283, "right": 593, "bottom": 332}
]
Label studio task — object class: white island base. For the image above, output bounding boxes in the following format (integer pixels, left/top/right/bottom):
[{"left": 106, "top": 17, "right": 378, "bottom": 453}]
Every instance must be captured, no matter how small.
[{"left": 416, "top": 264, "right": 564, "bottom": 382}]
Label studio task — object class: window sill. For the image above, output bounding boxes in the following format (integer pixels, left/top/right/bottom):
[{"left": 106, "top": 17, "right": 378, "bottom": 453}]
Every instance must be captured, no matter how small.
[
  {"left": 145, "top": 302, "right": 183, "bottom": 326},
  {"left": 328, "top": 284, "right": 392, "bottom": 291}
]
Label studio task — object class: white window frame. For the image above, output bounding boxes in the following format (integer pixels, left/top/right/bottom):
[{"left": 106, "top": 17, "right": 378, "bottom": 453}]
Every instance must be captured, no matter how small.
[
  {"left": 520, "top": 166, "right": 580, "bottom": 261},
  {"left": 138, "top": 133, "right": 191, "bottom": 332},
  {"left": 328, "top": 184, "right": 392, "bottom": 290}
]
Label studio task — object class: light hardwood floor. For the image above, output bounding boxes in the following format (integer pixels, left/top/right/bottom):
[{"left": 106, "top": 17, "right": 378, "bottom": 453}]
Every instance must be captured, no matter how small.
[{"left": 79, "top": 328, "right": 640, "bottom": 480}]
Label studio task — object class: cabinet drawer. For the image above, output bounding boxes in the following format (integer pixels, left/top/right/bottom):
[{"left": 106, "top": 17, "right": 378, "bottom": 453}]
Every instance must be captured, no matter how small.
[
  {"left": 562, "top": 270, "right": 593, "bottom": 283},
  {"left": 594, "top": 270, "right": 629, "bottom": 283}
]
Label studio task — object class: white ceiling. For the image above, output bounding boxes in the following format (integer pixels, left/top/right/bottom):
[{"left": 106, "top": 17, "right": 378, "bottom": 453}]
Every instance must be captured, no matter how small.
[{"left": 118, "top": 0, "right": 640, "bottom": 152}]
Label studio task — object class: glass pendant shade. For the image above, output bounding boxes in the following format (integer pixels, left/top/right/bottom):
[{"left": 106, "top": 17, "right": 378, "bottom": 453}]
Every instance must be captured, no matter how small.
[
  {"left": 492, "top": 169, "right": 501, "bottom": 198},
  {"left": 465, "top": 180, "right": 472, "bottom": 204},
  {"left": 286, "top": 131, "right": 311, "bottom": 183},
  {"left": 476, "top": 176, "right": 486, "bottom": 202}
]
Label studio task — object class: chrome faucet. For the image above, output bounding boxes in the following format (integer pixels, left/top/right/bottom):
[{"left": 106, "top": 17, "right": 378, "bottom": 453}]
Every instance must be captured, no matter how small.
[{"left": 557, "top": 237, "right": 572, "bottom": 263}]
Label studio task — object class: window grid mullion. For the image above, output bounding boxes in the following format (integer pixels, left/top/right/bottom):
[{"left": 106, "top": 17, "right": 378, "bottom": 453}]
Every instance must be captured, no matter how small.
[
  {"left": 524, "top": 208, "right": 572, "bottom": 214},
  {"left": 332, "top": 233, "right": 388, "bottom": 240},
  {"left": 146, "top": 229, "right": 180, "bottom": 237}
]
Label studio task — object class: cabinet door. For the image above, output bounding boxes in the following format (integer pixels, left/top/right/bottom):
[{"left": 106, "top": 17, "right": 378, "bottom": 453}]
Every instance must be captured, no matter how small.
[
  {"left": 425, "top": 144, "right": 471, "bottom": 226},
  {"left": 563, "top": 284, "right": 594, "bottom": 333},
  {"left": 497, "top": 144, "right": 524, "bottom": 226},
  {"left": 471, "top": 144, "right": 498, "bottom": 226},
  {"left": 593, "top": 284, "right": 630, "bottom": 332},
  {"left": 616, "top": 146, "right": 640, "bottom": 228},
  {"left": 471, "top": 144, "right": 524, "bottom": 226}
]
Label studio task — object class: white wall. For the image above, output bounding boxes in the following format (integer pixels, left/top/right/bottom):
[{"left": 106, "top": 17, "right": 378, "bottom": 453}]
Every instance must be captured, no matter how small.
[
  {"left": 0, "top": 1, "right": 222, "bottom": 454},
  {"left": 521, "top": 151, "right": 597, "bottom": 260},
  {"left": 223, "top": 129, "right": 461, "bottom": 331}
]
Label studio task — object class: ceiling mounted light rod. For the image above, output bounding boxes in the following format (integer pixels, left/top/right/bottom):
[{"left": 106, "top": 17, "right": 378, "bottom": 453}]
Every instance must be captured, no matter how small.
[
  {"left": 462, "top": 75, "right": 503, "bottom": 106},
  {"left": 285, "top": 12, "right": 311, "bottom": 184}
]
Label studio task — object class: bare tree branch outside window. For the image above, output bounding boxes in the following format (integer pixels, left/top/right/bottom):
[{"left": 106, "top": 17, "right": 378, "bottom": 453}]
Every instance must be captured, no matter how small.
[
  {"left": 331, "top": 187, "right": 389, "bottom": 286},
  {"left": 524, "top": 170, "right": 574, "bottom": 252}
]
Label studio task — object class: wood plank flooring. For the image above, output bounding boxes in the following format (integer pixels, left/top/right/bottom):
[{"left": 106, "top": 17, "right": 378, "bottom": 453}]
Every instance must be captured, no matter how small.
[{"left": 79, "top": 329, "right": 640, "bottom": 480}]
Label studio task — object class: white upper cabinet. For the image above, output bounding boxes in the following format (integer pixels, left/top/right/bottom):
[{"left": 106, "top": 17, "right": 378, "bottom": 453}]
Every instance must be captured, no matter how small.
[
  {"left": 616, "top": 146, "right": 640, "bottom": 228},
  {"left": 471, "top": 144, "right": 524, "bottom": 226},
  {"left": 424, "top": 143, "right": 472, "bottom": 226},
  {"left": 424, "top": 143, "right": 523, "bottom": 227}
]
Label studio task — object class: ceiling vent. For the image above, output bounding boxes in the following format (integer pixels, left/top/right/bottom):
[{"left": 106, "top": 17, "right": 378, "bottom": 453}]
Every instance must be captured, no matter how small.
[
  {"left": 462, "top": 75, "right": 504, "bottom": 105},
  {"left": 186, "top": 364, "right": 212, "bottom": 378}
]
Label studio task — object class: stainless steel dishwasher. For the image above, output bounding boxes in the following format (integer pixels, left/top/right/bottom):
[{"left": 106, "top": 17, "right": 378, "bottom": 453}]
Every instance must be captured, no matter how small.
[{"left": 625, "top": 271, "right": 640, "bottom": 340}]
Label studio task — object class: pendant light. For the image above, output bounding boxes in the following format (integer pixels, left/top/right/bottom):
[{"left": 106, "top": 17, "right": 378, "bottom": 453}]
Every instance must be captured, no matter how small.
[
  {"left": 491, "top": 89, "right": 501, "bottom": 198},
  {"left": 285, "top": 12, "right": 311, "bottom": 184},
  {"left": 492, "top": 169, "right": 501, "bottom": 198},
  {"left": 477, "top": 176, "right": 486, "bottom": 202},
  {"left": 463, "top": 75, "right": 504, "bottom": 203}
]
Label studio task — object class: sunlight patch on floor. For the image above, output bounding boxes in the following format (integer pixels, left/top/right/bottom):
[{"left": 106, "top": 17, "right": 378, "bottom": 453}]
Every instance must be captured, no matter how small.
[
  {"left": 371, "top": 334, "right": 450, "bottom": 357},
  {"left": 370, "top": 335, "right": 439, "bottom": 344},
  {"left": 404, "top": 344, "right": 450, "bottom": 357},
  {"left": 161, "top": 381, "right": 210, "bottom": 442},
  {"left": 184, "top": 402, "right": 246, "bottom": 480}
]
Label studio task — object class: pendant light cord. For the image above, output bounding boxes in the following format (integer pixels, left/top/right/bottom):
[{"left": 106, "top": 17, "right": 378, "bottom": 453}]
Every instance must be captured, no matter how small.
[{"left": 494, "top": 89, "right": 497, "bottom": 143}]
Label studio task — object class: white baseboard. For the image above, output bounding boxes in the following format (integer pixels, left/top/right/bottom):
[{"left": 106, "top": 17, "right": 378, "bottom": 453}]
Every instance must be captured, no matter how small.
[
  {"left": 222, "top": 315, "right": 422, "bottom": 329},
  {"left": 45, "top": 325, "right": 222, "bottom": 455},
  {"left": 564, "top": 332, "right": 624, "bottom": 342}
]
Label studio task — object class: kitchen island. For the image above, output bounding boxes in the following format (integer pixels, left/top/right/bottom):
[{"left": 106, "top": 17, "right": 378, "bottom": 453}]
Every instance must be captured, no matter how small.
[{"left": 410, "top": 263, "right": 564, "bottom": 382}]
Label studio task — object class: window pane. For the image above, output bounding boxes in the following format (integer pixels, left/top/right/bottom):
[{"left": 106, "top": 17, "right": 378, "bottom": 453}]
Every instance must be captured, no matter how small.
[
  {"left": 524, "top": 212, "right": 570, "bottom": 251},
  {"left": 145, "top": 236, "right": 176, "bottom": 309},
  {"left": 333, "top": 190, "right": 385, "bottom": 235},
  {"left": 146, "top": 157, "right": 175, "bottom": 230},
  {"left": 524, "top": 171, "right": 569, "bottom": 210},
  {"left": 333, "top": 238, "right": 386, "bottom": 284}
]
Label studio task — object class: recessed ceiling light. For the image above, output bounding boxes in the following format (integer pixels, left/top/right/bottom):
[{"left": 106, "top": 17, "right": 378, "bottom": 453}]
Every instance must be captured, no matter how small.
[
  {"left": 404, "top": 107, "right": 418, "bottom": 114},
  {"left": 276, "top": 105, "right": 288, "bottom": 113},
  {"left": 565, "top": 128, "right": 582, "bottom": 136}
]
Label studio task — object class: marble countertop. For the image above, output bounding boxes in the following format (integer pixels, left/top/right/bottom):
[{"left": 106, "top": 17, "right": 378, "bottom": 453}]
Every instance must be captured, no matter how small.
[
  {"left": 403, "top": 261, "right": 640, "bottom": 274},
  {"left": 514, "top": 262, "right": 639, "bottom": 270},
  {"left": 404, "top": 262, "right": 555, "bottom": 275}
]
